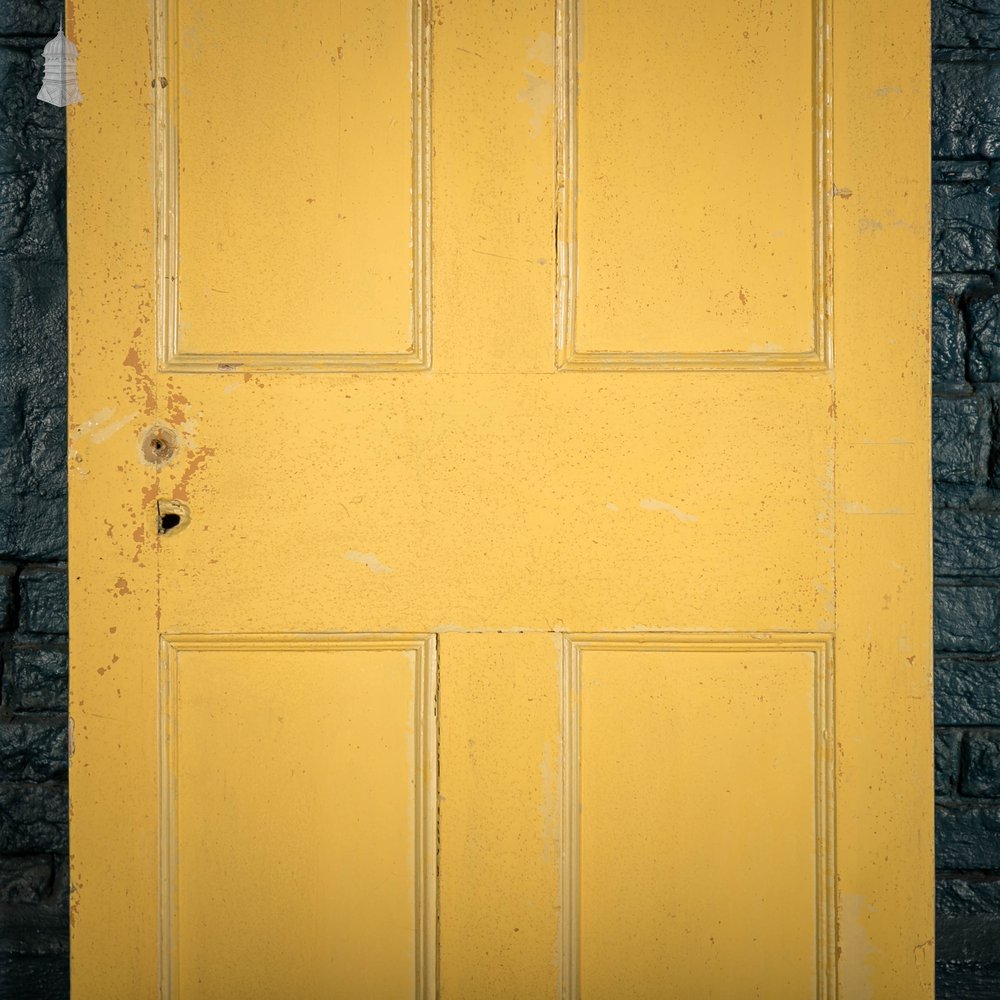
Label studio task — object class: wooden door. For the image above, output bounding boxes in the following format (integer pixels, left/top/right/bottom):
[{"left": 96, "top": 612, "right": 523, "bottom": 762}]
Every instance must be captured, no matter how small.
[{"left": 68, "top": 1, "right": 933, "bottom": 997}]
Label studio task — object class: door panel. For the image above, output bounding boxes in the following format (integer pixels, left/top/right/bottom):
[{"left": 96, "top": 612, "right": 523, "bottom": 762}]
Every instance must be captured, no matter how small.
[
  {"left": 565, "top": 636, "right": 833, "bottom": 999},
  {"left": 559, "top": 0, "right": 826, "bottom": 366},
  {"left": 158, "top": 0, "right": 429, "bottom": 369},
  {"left": 156, "top": 375, "right": 832, "bottom": 632},
  {"left": 160, "top": 635, "right": 436, "bottom": 999},
  {"left": 68, "top": 0, "right": 932, "bottom": 997}
]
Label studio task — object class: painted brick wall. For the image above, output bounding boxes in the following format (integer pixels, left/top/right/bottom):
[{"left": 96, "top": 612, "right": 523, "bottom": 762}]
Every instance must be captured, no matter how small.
[
  {"left": 0, "top": 1, "right": 69, "bottom": 997},
  {"left": 934, "top": 0, "right": 1000, "bottom": 995},
  {"left": 0, "top": 1, "right": 998, "bottom": 997}
]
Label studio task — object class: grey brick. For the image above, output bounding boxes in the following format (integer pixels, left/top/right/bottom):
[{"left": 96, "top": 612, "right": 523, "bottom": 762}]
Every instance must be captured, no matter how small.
[
  {"left": 934, "top": 0, "right": 1000, "bottom": 51},
  {"left": 937, "top": 880, "right": 1000, "bottom": 996},
  {"left": 0, "top": 2, "right": 62, "bottom": 37},
  {"left": 934, "top": 481, "right": 1000, "bottom": 509},
  {"left": 0, "top": 783, "right": 65, "bottom": 852},
  {"left": 937, "top": 882, "right": 1000, "bottom": 998},
  {"left": 933, "top": 395, "right": 991, "bottom": 485},
  {"left": 939, "top": 877, "right": 1000, "bottom": 918},
  {"left": 934, "top": 61, "right": 1000, "bottom": 159},
  {"left": 0, "top": 39, "right": 66, "bottom": 162},
  {"left": 935, "top": 585, "right": 1000, "bottom": 653},
  {"left": 937, "top": 960, "right": 1000, "bottom": 1000},
  {"left": 0, "top": 260, "right": 68, "bottom": 401},
  {"left": 0, "top": 259, "right": 67, "bottom": 562},
  {"left": 0, "top": 719, "right": 65, "bottom": 782},
  {"left": 937, "top": 804, "right": 1000, "bottom": 868},
  {"left": 969, "top": 294, "right": 1000, "bottom": 384},
  {"left": 0, "top": 900, "right": 67, "bottom": 958},
  {"left": 0, "top": 856, "right": 49, "bottom": 904},
  {"left": 933, "top": 177, "right": 1000, "bottom": 272},
  {"left": 17, "top": 566, "right": 65, "bottom": 634},
  {"left": 936, "top": 657, "right": 1000, "bottom": 725},
  {"left": 963, "top": 731, "right": 1000, "bottom": 797},
  {"left": 4, "top": 646, "right": 67, "bottom": 712},
  {"left": 0, "top": 146, "right": 64, "bottom": 260},
  {"left": 938, "top": 913, "right": 1000, "bottom": 964},
  {"left": 935, "top": 507, "right": 1000, "bottom": 575}
]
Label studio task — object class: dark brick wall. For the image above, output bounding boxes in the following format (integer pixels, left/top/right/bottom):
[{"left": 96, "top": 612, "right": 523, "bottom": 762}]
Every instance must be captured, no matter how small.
[
  {"left": 0, "top": 1, "right": 69, "bottom": 997},
  {"left": 0, "top": 1, "right": 997, "bottom": 997},
  {"left": 934, "top": 0, "right": 1000, "bottom": 995}
]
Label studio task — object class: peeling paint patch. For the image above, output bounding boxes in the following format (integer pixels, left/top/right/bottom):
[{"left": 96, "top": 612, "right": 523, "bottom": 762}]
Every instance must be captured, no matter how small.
[
  {"left": 345, "top": 550, "right": 393, "bottom": 573},
  {"left": 843, "top": 502, "right": 907, "bottom": 515},
  {"left": 72, "top": 408, "right": 140, "bottom": 446},
  {"left": 123, "top": 340, "right": 157, "bottom": 413},
  {"left": 75, "top": 408, "right": 116, "bottom": 435},
  {"left": 839, "top": 894, "right": 878, "bottom": 1000},
  {"left": 91, "top": 411, "right": 139, "bottom": 443},
  {"left": 639, "top": 498, "right": 698, "bottom": 523},
  {"left": 172, "top": 445, "right": 215, "bottom": 501},
  {"left": 517, "top": 32, "right": 554, "bottom": 137}
]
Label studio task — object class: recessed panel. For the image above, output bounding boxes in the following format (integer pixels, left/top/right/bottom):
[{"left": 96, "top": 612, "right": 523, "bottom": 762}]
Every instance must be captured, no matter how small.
[
  {"left": 563, "top": 636, "right": 834, "bottom": 998},
  {"left": 157, "top": 0, "right": 429, "bottom": 369},
  {"left": 158, "top": 374, "right": 833, "bottom": 634},
  {"left": 557, "top": 0, "right": 828, "bottom": 368},
  {"left": 159, "top": 635, "right": 436, "bottom": 999}
]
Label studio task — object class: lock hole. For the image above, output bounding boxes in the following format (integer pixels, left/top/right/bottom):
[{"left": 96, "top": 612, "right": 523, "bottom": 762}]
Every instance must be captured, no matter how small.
[
  {"left": 159, "top": 512, "right": 182, "bottom": 533},
  {"left": 157, "top": 499, "right": 190, "bottom": 536}
]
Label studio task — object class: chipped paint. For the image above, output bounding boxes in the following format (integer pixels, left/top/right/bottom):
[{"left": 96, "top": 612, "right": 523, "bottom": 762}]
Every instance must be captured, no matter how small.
[
  {"left": 638, "top": 498, "right": 698, "bottom": 523},
  {"left": 345, "top": 550, "right": 393, "bottom": 573},
  {"left": 517, "top": 33, "right": 554, "bottom": 138},
  {"left": 839, "top": 894, "right": 878, "bottom": 1000},
  {"left": 91, "top": 411, "right": 140, "bottom": 443}
]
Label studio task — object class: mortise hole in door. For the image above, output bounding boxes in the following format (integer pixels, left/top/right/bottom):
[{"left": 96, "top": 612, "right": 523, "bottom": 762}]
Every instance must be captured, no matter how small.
[{"left": 157, "top": 500, "right": 190, "bottom": 535}]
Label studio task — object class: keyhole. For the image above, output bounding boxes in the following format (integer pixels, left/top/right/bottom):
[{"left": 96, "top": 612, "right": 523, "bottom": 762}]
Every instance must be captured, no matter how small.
[
  {"left": 159, "top": 512, "right": 181, "bottom": 533},
  {"left": 157, "top": 499, "right": 190, "bottom": 535}
]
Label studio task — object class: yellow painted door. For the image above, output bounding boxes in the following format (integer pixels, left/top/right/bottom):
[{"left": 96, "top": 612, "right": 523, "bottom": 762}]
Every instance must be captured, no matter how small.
[{"left": 67, "top": 1, "right": 933, "bottom": 997}]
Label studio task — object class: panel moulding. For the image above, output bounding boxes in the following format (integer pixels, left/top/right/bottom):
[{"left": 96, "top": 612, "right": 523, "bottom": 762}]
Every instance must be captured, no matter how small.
[
  {"left": 554, "top": 0, "right": 832, "bottom": 371},
  {"left": 559, "top": 632, "right": 836, "bottom": 999},
  {"left": 157, "top": 633, "right": 437, "bottom": 999},
  {"left": 152, "top": 2, "right": 432, "bottom": 372}
]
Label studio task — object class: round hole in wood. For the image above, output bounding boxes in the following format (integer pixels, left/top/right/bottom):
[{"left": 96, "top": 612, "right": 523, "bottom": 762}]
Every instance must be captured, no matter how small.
[{"left": 141, "top": 425, "right": 178, "bottom": 465}]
